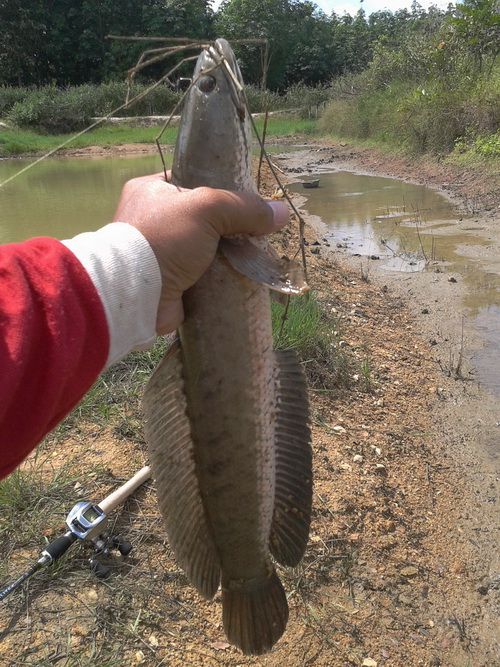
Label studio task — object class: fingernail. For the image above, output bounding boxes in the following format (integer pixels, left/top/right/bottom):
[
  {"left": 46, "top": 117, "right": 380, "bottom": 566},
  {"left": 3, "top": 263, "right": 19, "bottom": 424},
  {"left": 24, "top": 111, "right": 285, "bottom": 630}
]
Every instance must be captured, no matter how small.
[{"left": 268, "top": 201, "right": 289, "bottom": 228}]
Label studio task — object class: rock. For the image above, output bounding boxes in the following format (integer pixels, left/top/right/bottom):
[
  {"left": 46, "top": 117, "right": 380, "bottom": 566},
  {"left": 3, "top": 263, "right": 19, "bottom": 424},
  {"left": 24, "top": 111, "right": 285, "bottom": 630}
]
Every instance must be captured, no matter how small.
[
  {"left": 401, "top": 566, "right": 419, "bottom": 578},
  {"left": 448, "top": 276, "right": 457, "bottom": 283},
  {"left": 353, "top": 454, "right": 364, "bottom": 463},
  {"left": 362, "top": 659, "right": 377, "bottom": 667}
]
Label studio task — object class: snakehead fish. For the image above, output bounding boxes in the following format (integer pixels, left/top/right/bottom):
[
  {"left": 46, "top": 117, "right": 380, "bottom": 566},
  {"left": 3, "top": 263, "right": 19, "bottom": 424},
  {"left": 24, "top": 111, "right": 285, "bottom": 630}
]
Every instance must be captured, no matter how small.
[{"left": 143, "top": 39, "right": 312, "bottom": 655}]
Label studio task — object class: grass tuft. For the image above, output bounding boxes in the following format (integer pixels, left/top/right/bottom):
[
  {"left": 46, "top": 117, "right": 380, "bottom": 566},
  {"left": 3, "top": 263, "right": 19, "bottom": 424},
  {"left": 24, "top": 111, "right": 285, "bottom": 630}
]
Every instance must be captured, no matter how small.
[{"left": 272, "top": 293, "right": 351, "bottom": 389}]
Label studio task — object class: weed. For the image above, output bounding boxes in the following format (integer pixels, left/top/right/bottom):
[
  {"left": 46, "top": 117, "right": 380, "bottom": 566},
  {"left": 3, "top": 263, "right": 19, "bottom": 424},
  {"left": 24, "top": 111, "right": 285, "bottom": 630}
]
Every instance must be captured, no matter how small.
[
  {"left": 360, "top": 358, "right": 373, "bottom": 389},
  {"left": 271, "top": 293, "right": 351, "bottom": 388}
]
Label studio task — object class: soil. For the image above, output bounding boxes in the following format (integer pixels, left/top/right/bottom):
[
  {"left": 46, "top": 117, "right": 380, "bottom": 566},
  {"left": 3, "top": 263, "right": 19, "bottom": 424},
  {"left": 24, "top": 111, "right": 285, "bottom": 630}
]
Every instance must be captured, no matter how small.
[{"left": 0, "top": 140, "right": 498, "bottom": 666}]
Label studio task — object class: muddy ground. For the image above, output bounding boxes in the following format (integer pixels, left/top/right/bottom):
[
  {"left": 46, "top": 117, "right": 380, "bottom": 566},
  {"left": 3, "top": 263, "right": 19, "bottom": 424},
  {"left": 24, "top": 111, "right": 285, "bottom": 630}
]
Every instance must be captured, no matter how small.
[{"left": 0, "top": 140, "right": 498, "bottom": 666}]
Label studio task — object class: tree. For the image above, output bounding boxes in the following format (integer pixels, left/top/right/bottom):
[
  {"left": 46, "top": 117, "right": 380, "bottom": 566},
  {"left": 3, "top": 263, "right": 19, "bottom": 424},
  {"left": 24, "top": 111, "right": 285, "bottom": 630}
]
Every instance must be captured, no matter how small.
[
  {"left": 0, "top": 0, "right": 215, "bottom": 86},
  {"left": 215, "top": 0, "right": 302, "bottom": 89},
  {"left": 0, "top": 1, "right": 49, "bottom": 85},
  {"left": 284, "top": 2, "right": 334, "bottom": 86},
  {"left": 447, "top": 0, "right": 499, "bottom": 72}
]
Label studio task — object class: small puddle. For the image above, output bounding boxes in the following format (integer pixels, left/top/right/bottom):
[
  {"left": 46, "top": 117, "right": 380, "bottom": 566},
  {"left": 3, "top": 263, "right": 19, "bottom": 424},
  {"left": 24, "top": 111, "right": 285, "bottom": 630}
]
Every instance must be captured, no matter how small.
[
  {"left": 288, "top": 170, "right": 500, "bottom": 402},
  {"left": 288, "top": 171, "right": 472, "bottom": 272}
]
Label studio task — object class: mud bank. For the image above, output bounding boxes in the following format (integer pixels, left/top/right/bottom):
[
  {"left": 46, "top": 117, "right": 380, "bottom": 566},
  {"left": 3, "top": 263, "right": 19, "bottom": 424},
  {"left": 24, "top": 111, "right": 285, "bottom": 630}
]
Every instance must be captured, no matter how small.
[{"left": 278, "top": 142, "right": 499, "bottom": 663}]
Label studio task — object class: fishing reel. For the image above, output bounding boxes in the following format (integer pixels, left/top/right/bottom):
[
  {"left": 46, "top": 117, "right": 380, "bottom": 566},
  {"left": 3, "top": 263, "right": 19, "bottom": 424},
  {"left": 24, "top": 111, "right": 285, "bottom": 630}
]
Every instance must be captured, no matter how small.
[
  {"left": 66, "top": 501, "right": 132, "bottom": 579},
  {"left": 0, "top": 466, "right": 151, "bottom": 601}
]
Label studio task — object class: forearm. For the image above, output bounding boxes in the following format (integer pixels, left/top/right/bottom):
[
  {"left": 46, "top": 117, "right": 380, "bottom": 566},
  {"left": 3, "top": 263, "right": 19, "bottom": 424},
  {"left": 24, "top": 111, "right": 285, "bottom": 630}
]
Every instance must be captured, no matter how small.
[
  {"left": 0, "top": 224, "right": 161, "bottom": 478},
  {"left": 62, "top": 223, "right": 161, "bottom": 367}
]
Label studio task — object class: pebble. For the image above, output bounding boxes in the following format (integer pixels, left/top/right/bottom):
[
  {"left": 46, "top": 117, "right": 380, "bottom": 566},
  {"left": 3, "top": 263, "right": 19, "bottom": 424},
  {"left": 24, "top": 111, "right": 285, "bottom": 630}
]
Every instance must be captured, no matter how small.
[{"left": 401, "top": 566, "right": 419, "bottom": 578}]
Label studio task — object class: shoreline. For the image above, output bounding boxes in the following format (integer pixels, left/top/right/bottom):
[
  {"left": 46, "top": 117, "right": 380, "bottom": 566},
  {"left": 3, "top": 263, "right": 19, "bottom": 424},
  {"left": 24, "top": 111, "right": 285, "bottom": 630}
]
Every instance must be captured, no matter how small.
[{"left": 277, "top": 142, "right": 500, "bottom": 661}]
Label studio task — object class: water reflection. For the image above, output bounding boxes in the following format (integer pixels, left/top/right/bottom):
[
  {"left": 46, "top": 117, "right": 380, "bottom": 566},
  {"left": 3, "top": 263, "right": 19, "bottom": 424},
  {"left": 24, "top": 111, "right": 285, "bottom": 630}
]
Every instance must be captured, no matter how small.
[{"left": 289, "top": 170, "right": 500, "bottom": 399}]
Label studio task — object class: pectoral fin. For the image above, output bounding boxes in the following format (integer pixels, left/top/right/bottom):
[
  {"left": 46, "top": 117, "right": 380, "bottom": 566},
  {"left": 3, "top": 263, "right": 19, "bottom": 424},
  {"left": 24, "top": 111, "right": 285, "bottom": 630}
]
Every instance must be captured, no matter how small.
[
  {"left": 219, "top": 237, "right": 308, "bottom": 295},
  {"left": 269, "top": 349, "right": 312, "bottom": 567},
  {"left": 143, "top": 338, "right": 220, "bottom": 599}
]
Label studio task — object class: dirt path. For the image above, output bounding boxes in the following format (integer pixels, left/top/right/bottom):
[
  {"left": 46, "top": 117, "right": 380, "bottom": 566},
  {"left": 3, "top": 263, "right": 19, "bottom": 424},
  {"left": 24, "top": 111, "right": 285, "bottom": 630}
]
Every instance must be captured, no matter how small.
[{"left": 0, "top": 140, "right": 498, "bottom": 666}]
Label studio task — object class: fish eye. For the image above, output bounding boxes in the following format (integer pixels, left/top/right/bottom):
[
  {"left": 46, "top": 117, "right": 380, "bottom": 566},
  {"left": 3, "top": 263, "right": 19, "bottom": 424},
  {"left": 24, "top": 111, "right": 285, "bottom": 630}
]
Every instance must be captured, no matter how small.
[{"left": 198, "top": 75, "right": 216, "bottom": 94}]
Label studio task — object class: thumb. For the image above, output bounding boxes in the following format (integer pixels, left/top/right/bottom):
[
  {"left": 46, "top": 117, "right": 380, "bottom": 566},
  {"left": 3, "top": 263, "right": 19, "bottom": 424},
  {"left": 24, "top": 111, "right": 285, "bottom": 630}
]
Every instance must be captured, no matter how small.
[{"left": 193, "top": 188, "right": 289, "bottom": 237}]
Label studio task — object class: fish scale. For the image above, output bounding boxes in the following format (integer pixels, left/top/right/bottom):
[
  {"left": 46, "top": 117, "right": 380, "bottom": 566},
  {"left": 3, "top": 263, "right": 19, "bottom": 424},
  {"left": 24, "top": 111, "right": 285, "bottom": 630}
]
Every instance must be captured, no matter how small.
[{"left": 143, "top": 38, "right": 312, "bottom": 655}]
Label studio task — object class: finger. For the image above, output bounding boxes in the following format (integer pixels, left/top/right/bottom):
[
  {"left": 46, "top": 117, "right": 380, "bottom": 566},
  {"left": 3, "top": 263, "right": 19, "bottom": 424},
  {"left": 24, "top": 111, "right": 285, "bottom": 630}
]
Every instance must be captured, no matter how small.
[{"left": 193, "top": 188, "right": 289, "bottom": 237}]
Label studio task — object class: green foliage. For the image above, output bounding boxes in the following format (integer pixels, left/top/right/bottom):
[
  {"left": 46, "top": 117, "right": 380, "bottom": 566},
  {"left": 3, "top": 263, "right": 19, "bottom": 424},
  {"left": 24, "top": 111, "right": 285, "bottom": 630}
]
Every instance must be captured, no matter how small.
[
  {"left": 0, "top": 86, "right": 30, "bottom": 116},
  {"left": 446, "top": 0, "right": 500, "bottom": 73},
  {"left": 7, "top": 87, "right": 94, "bottom": 134},
  {"left": 243, "top": 85, "right": 283, "bottom": 112},
  {"left": 5, "top": 83, "right": 183, "bottom": 134},
  {"left": 320, "top": 1, "right": 499, "bottom": 157},
  {"left": 454, "top": 131, "right": 500, "bottom": 157}
]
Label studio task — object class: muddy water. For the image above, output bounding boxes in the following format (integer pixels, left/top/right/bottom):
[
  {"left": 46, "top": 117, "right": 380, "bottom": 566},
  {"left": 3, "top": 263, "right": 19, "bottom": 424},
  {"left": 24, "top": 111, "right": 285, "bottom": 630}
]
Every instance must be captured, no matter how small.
[
  {"left": 2, "top": 154, "right": 500, "bottom": 396},
  {"left": 0, "top": 153, "right": 169, "bottom": 243},
  {"left": 288, "top": 171, "right": 500, "bottom": 397}
]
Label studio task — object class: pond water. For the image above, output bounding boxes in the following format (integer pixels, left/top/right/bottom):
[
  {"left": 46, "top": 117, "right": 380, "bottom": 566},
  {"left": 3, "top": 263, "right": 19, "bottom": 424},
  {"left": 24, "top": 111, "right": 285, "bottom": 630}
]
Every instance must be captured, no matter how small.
[
  {"left": 0, "top": 145, "right": 300, "bottom": 243},
  {"left": 288, "top": 171, "right": 500, "bottom": 398},
  {"left": 0, "top": 153, "right": 169, "bottom": 243}
]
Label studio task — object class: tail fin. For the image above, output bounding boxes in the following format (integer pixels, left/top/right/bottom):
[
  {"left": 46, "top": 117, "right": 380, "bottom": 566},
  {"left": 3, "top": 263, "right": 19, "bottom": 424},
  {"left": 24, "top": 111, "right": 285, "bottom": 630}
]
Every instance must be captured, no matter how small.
[{"left": 222, "top": 569, "right": 289, "bottom": 655}]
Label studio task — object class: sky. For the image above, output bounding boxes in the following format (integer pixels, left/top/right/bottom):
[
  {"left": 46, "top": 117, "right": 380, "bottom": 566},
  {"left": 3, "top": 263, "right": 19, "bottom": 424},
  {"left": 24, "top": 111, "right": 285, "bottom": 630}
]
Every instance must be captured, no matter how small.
[{"left": 211, "top": 0, "right": 454, "bottom": 18}]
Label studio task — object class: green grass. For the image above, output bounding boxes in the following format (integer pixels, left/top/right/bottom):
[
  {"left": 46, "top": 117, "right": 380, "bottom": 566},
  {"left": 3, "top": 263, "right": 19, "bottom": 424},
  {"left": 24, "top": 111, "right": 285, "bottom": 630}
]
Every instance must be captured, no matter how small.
[
  {"left": 253, "top": 117, "right": 318, "bottom": 138},
  {"left": 0, "top": 124, "right": 178, "bottom": 157},
  {"left": 272, "top": 293, "right": 350, "bottom": 389},
  {"left": 0, "top": 116, "right": 316, "bottom": 158}
]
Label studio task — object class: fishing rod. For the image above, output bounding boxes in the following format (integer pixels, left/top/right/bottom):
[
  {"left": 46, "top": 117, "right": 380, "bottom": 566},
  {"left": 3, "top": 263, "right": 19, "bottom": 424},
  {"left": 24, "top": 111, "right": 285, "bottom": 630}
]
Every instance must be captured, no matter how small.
[{"left": 0, "top": 465, "right": 152, "bottom": 601}]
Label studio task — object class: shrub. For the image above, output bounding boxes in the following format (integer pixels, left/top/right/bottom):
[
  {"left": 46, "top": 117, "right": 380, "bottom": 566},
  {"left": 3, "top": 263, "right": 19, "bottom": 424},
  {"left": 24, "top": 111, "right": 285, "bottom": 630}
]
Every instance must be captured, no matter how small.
[
  {"left": 4, "top": 82, "right": 184, "bottom": 133},
  {"left": 243, "top": 85, "right": 282, "bottom": 113},
  {"left": 0, "top": 86, "right": 30, "bottom": 117},
  {"left": 7, "top": 87, "right": 93, "bottom": 133}
]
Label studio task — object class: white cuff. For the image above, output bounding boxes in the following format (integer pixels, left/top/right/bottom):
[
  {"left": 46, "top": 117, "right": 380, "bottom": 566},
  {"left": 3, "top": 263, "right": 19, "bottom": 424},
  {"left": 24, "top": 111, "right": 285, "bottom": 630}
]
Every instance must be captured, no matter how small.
[{"left": 63, "top": 223, "right": 162, "bottom": 367}]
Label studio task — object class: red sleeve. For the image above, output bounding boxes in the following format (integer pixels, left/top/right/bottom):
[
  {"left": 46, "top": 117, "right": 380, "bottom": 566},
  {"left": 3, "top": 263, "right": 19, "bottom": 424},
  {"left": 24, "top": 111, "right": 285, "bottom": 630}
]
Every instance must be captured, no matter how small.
[{"left": 0, "top": 237, "right": 109, "bottom": 478}]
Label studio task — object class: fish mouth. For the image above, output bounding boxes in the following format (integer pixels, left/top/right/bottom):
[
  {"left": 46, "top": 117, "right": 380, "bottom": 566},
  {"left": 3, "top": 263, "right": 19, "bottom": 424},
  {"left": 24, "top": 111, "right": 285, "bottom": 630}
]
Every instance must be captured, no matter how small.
[{"left": 197, "top": 38, "right": 247, "bottom": 121}]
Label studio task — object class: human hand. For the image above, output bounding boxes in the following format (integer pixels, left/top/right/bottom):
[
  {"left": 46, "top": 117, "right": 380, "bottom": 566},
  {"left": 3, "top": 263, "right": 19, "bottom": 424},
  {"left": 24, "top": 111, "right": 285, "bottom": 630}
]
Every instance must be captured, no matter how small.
[{"left": 113, "top": 173, "right": 289, "bottom": 334}]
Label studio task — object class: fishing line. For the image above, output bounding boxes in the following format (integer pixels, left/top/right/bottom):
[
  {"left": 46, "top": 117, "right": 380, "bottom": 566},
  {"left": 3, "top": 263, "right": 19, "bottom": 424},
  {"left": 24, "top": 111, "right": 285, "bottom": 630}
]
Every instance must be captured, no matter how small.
[{"left": 0, "top": 42, "right": 206, "bottom": 189}]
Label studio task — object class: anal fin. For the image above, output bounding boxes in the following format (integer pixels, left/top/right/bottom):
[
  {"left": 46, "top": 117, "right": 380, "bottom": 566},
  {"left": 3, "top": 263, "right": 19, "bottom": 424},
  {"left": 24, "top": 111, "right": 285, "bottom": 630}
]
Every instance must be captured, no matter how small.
[
  {"left": 270, "top": 349, "right": 312, "bottom": 567},
  {"left": 143, "top": 338, "right": 220, "bottom": 599}
]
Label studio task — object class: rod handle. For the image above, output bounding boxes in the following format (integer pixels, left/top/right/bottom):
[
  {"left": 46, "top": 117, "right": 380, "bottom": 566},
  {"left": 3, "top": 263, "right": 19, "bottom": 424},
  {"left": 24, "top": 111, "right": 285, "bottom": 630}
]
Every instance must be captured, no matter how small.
[
  {"left": 98, "top": 465, "right": 151, "bottom": 514},
  {"left": 42, "top": 532, "right": 78, "bottom": 561}
]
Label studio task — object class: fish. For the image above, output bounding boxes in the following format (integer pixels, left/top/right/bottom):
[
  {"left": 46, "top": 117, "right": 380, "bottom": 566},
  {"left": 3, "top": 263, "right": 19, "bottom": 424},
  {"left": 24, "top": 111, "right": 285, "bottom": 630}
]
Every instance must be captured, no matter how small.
[{"left": 142, "top": 38, "right": 312, "bottom": 655}]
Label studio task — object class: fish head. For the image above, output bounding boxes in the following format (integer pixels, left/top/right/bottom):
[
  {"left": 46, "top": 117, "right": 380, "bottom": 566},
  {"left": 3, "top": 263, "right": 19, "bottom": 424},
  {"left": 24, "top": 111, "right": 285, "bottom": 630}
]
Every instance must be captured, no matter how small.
[{"left": 172, "top": 39, "right": 255, "bottom": 192}]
